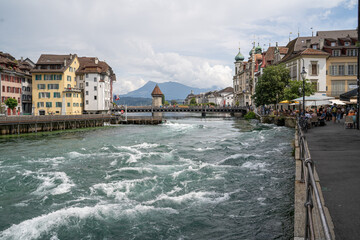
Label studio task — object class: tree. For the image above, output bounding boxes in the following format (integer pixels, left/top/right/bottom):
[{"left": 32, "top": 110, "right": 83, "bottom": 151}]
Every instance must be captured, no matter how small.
[
  {"left": 164, "top": 101, "right": 170, "bottom": 106},
  {"left": 170, "top": 100, "right": 177, "bottom": 105},
  {"left": 5, "top": 98, "right": 18, "bottom": 110},
  {"left": 253, "top": 64, "right": 290, "bottom": 107},
  {"left": 162, "top": 94, "right": 165, "bottom": 105},
  {"left": 283, "top": 80, "right": 316, "bottom": 101},
  {"left": 190, "top": 97, "right": 196, "bottom": 105}
]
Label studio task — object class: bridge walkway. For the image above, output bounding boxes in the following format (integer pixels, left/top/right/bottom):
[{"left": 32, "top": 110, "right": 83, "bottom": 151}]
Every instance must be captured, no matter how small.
[{"left": 305, "top": 120, "right": 360, "bottom": 240}]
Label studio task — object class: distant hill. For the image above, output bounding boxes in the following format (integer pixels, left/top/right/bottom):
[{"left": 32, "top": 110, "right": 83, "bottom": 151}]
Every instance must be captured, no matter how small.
[{"left": 120, "top": 81, "right": 218, "bottom": 100}]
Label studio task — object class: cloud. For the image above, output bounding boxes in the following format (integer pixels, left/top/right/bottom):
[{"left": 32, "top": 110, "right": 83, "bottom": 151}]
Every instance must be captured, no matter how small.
[{"left": 0, "top": 0, "right": 356, "bottom": 94}]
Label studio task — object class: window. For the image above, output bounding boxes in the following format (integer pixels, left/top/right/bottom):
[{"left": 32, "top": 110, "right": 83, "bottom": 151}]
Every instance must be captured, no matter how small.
[
  {"left": 330, "top": 65, "right": 338, "bottom": 76},
  {"left": 44, "top": 75, "right": 53, "bottom": 80},
  {"left": 348, "top": 65, "right": 354, "bottom": 75},
  {"left": 86, "top": 91, "right": 88, "bottom": 95},
  {"left": 94, "top": 96, "right": 97, "bottom": 100},
  {"left": 35, "top": 75, "right": 42, "bottom": 80},
  {"left": 69, "top": 67, "right": 73, "bottom": 72},
  {"left": 311, "top": 62, "right": 318, "bottom": 76},
  {"left": 86, "top": 100, "right": 89, "bottom": 105},
  {"left": 312, "top": 45, "right": 318, "bottom": 49},
  {"left": 94, "top": 86, "right": 97, "bottom": 91},
  {"left": 344, "top": 42, "right": 350, "bottom": 46},
  {"left": 66, "top": 93, "right": 72, "bottom": 97},
  {"left": 331, "top": 80, "right": 345, "bottom": 96},
  {"left": 338, "top": 65, "right": 345, "bottom": 76},
  {"left": 67, "top": 76, "right": 71, "bottom": 81},
  {"left": 80, "top": 103, "right": 83, "bottom": 107},
  {"left": 38, "top": 92, "right": 50, "bottom": 98},
  {"left": 80, "top": 75, "right": 84, "bottom": 80},
  {"left": 2, "top": 86, "right": 4, "bottom": 92},
  {"left": 331, "top": 42, "right": 336, "bottom": 47},
  {"left": 347, "top": 49, "right": 357, "bottom": 56},
  {"left": 37, "top": 84, "right": 46, "bottom": 90},
  {"left": 348, "top": 80, "right": 357, "bottom": 90},
  {"left": 67, "top": 103, "right": 70, "bottom": 107},
  {"left": 94, "top": 77, "right": 97, "bottom": 82},
  {"left": 48, "top": 84, "right": 59, "bottom": 89},
  {"left": 73, "top": 103, "right": 76, "bottom": 107},
  {"left": 332, "top": 50, "right": 340, "bottom": 56},
  {"left": 46, "top": 102, "right": 52, "bottom": 107},
  {"left": 54, "top": 75, "right": 62, "bottom": 80},
  {"left": 86, "top": 82, "right": 89, "bottom": 87},
  {"left": 86, "top": 74, "right": 89, "bottom": 78},
  {"left": 37, "top": 102, "right": 44, "bottom": 108},
  {"left": 54, "top": 92, "right": 61, "bottom": 98}
]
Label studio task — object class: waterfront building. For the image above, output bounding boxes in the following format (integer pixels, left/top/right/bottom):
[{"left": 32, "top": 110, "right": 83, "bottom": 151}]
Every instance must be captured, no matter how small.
[
  {"left": 0, "top": 52, "right": 23, "bottom": 115},
  {"left": 18, "top": 58, "right": 35, "bottom": 115},
  {"left": 280, "top": 38, "right": 329, "bottom": 96},
  {"left": 76, "top": 57, "right": 116, "bottom": 114},
  {"left": 233, "top": 44, "right": 262, "bottom": 107},
  {"left": 31, "top": 54, "right": 82, "bottom": 115},
  {"left": 319, "top": 30, "right": 358, "bottom": 99}
]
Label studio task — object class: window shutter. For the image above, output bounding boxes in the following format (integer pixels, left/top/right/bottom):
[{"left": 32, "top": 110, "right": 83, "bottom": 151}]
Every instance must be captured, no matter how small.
[
  {"left": 39, "top": 92, "right": 41, "bottom": 98},
  {"left": 317, "top": 64, "right": 319, "bottom": 75},
  {"left": 308, "top": 64, "right": 312, "bottom": 75}
]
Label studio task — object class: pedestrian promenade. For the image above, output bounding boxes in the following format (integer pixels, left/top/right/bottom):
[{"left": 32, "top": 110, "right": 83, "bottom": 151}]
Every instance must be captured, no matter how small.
[{"left": 305, "top": 120, "right": 360, "bottom": 240}]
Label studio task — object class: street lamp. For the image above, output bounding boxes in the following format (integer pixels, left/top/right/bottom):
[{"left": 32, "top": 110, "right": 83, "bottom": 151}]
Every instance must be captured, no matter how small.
[{"left": 300, "top": 63, "right": 307, "bottom": 116}]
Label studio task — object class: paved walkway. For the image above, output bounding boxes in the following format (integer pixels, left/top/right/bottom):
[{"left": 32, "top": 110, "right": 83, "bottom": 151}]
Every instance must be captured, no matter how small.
[{"left": 305, "top": 120, "right": 360, "bottom": 240}]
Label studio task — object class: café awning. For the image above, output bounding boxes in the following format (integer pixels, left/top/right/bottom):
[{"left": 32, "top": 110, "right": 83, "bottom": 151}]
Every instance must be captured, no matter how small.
[{"left": 340, "top": 87, "right": 358, "bottom": 102}]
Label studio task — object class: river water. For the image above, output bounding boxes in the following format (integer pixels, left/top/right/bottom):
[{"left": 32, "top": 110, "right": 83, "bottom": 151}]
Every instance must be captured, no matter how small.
[{"left": 0, "top": 117, "right": 294, "bottom": 240}]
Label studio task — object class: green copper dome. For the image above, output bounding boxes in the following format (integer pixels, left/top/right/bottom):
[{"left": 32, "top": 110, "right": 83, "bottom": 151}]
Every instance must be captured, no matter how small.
[
  {"left": 255, "top": 44, "right": 262, "bottom": 54},
  {"left": 235, "top": 49, "right": 244, "bottom": 61}
]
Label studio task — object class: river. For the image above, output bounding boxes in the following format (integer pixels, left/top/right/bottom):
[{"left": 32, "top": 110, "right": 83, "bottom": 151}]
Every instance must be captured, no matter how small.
[{"left": 0, "top": 117, "right": 294, "bottom": 240}]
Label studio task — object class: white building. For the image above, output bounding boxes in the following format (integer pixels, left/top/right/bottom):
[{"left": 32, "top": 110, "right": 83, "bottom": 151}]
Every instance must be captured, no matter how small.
[
  {"left": 280, "top": 38, "right": 329, "bottom": 96},
  {"left": 76, "top": 57, "right": 116, "bottom": 114}
]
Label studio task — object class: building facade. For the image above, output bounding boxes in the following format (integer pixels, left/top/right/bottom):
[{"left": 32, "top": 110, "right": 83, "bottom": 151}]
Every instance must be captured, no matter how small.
[
  {"left": 19, "top": 58, "right": 35, "bottom": 114},
  {"left": 0, "top": 52, "right": 23, "bottom": 115},
  {"left": 76, "top": 57, "right": 116, "bottom": 114},
  {"left": 31, "top": 54, "right": 82, "bottom": 115}
]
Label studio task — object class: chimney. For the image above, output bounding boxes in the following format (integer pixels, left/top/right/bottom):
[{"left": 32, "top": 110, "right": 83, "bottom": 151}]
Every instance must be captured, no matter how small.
[
  {"left": 70, "top": 54, "right": 72, "bottom": 59},
  {"left": 319, "top": 39, "right": 324, "bottom": 50},
  {"left": 95, "top": 58, "right": 99, "bottom": 64},
  {"left": 64, "top": 59, "right": 67, "bottom": 66},
  {"left": 21, "top": 57, "right": 23, "bottom": 61},
  {"left": 306, "top": 39, "right": 311, "bottom": 48}
]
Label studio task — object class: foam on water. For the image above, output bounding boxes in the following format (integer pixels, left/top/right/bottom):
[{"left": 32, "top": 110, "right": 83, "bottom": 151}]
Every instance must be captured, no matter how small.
[
  {"left": 145, "top": 191, "right": 230, "bottom": 205},
  {"left": 241, "top": 161, "right": 268, "bottom": 171},
  {"left": 0, "top": 203, "right": 177, "bottom": 240},
  {"left": 32, "top": 172, "right": 75, "bottom": 196},
  {"left": 193, "top": 147, "right": 215, "bottom": 152}
]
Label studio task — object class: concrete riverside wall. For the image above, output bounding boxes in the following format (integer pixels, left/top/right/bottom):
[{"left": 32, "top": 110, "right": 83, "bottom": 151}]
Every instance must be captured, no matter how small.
[{"left": 293, "top": 127, "right": 335, "bottom": 240}]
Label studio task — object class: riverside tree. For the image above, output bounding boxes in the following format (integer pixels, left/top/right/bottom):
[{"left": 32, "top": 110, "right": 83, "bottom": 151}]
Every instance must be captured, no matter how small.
[
  {"left": 5, "top": 98, "right": 18, "bottom": 111},
  {"left": 283, "top": 79, "right": 315, "bottom": 101},
  {"left": 253, "top": 64, "right": 290, "bottom": 107}
]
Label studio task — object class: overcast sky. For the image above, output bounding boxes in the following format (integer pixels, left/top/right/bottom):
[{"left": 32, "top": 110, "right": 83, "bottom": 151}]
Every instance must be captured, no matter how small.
[{"left": 0, "top": 0, "right": 357, "bottom": 94}]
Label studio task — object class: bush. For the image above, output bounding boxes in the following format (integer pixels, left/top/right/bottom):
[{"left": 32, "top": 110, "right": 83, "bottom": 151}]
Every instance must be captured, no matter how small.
[{"left": 244, "top": 111, "right": 257, "bottom": 120}]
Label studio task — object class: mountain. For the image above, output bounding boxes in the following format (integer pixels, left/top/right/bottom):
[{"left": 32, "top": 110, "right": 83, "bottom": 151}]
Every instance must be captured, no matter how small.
[{"left": 120, "top": 81, "right": 218, "bottom": 100}]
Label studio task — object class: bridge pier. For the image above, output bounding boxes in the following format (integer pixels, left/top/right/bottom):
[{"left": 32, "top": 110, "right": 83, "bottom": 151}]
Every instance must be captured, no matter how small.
[{"left": 201, "top": 112, "right": 206, "bottom": 117}]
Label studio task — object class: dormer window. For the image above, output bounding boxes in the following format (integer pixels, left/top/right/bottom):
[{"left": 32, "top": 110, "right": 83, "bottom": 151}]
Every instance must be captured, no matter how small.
[
  {"left": 312, "top": 44, "right": 318, "bottom": 50},
  {"left": 331, "top": 42, "right": 336, "bottom": 47},
  {"left": 332, "top": 50, "right": 341, "bottom": 56},
  {"left": 344, "top": 42, "right": 350, "bottom": 46}
]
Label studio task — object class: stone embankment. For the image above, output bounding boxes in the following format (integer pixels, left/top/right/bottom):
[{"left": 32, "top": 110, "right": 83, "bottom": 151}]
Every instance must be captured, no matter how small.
[{"left": 260, "top": 115, "right": 296, "bottom": 128}]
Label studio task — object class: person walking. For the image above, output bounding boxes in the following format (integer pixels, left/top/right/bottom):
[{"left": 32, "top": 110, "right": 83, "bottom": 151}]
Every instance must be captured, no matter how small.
[{"left": 331, "top": 104, "right": 337, "bottom": 123}]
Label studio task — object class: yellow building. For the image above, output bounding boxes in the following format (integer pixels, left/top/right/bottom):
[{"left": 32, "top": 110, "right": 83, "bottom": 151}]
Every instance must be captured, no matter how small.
[
  {"left": 321, "top": 31, "right": 358, "bottom": 98},
  {"left": 31, "top": 54, "right": 83, "bottom": 115}
]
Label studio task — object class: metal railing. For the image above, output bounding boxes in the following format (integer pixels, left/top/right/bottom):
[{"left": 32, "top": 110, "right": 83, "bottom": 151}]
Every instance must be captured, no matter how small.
[{"left": 297, "top": 120, "right": 332, "bottom": 240}]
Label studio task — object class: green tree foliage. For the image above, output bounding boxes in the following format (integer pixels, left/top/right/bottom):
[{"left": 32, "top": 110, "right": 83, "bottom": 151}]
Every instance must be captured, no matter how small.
[
  {"left": 164, "top": 101, "right": 169, "bottom": 106},
  {"left": 190, "top": 97, "right": 196, "bottom": 105},
  {"left": 253, "top": 64, "right": 290, "bottom": 107},
  {"left": 162, "top": 94, "right": 165, "bottom": 105},
  {"left": 5, "top": 98, "right": 18, "bottom": 110},
  {"left": 244, "top": 111, "right": 257, "bottom": 120},
  {"left": 283, "top": 80, "right": 316, "bottom": 101},
  {"left": 170, "top": 100, "right": 177, "bottom": 105}
]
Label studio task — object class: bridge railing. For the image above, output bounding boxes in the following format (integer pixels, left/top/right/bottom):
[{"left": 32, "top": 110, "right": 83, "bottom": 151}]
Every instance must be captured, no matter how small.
[{"left": 297, "top": 120, "right": 332, "bottom": 240}]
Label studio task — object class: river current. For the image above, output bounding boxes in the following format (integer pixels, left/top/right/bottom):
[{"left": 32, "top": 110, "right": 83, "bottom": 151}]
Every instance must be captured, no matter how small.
[{"left": 0, "top": 117, "right": 294, "bottom": 240}]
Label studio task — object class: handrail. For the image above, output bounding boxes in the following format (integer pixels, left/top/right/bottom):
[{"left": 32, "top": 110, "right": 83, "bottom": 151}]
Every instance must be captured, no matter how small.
[{"left": 297, "top": 119, "right": 332, "bottom": 240}]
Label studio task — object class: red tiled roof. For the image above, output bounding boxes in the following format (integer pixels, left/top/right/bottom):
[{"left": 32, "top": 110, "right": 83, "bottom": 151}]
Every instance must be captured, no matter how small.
[
  {"left": 151, "top": 85, "right": 163, "bottom": 96},
  {"left": 279, "top": 47, "right": 288, "bottom": 54},
  {"left": 31, "top": 54, "right": 77, "bottom": 73},
  {"left": 300, "top": 48, "right": 329, "bottom": 56},
  {"left": 76, "top": 57, "right": 110, "bottom": 74}
]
